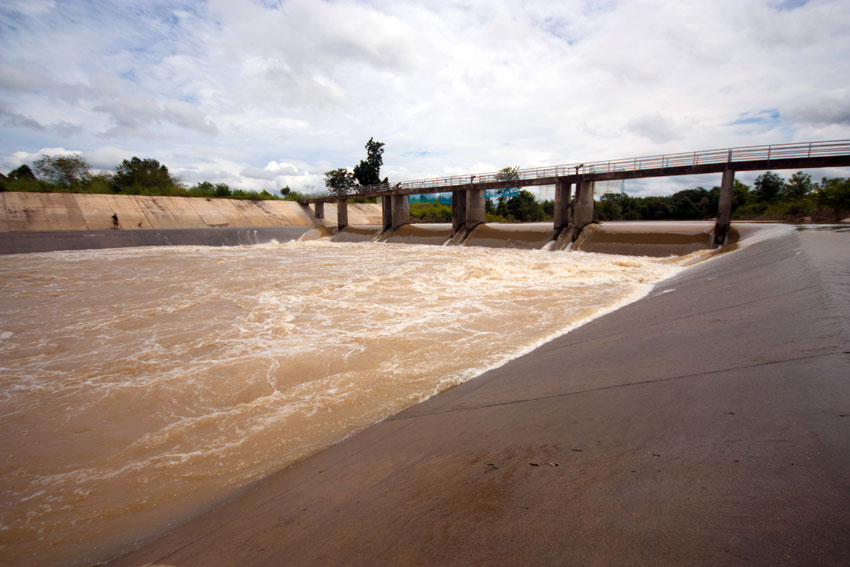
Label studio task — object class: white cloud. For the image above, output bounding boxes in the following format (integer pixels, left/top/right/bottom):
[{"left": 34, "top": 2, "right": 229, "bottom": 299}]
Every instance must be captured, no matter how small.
[
  {"left": 627, "top": 115, "right": 684, "bottom": 145},
  {"left": 1, "top": 0, "right": 849, "bottom": 193},
  {"left": 85, "top": 146, "right": 134, "bottom": 170}
]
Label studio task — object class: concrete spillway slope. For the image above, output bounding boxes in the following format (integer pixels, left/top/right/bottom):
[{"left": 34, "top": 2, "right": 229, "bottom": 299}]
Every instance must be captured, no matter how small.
[
  {"left": 0, "top": 192, "right": 325, "bottom": 231},
  {"left": 109, "top": 226, "right": 850, "bottom": 566},
  {"left": 0, "top": 192, "right": 382, "bottom": 254}
]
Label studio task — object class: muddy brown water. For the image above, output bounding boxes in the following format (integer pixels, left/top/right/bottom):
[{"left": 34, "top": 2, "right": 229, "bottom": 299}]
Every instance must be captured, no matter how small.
[{"left": 0, "top": 240, "right": 700, "bottom": 566}]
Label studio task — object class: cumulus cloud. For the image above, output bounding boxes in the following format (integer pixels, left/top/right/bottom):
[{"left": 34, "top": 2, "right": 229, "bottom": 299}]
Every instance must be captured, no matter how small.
[
  {"left": 95, "top": 95, "right": 217, "bottom": 138},
  {"left": 85, "top": 146, "right": 134, "bottom": 170},
  {"left": 241, "top": 160, "right": 300, "bottom": 180},
  {"left": 1, "top": 0, "right": 849, "bottom": 193}
]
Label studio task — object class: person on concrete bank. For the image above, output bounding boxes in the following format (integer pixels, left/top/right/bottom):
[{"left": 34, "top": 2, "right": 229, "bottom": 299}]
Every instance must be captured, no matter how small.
[{"left": 112, "top": 213, "right": 119, "bottom": 229}]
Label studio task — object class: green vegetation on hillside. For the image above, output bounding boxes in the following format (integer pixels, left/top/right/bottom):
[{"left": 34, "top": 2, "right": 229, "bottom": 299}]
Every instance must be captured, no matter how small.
[{"left": 0, "top": 154, "right": 292, "bottom": 201}]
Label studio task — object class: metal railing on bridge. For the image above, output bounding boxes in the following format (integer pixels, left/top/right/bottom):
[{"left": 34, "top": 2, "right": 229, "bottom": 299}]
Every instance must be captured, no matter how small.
[{"left": 314, "top": 140, "right": 850, "bottom": 199}]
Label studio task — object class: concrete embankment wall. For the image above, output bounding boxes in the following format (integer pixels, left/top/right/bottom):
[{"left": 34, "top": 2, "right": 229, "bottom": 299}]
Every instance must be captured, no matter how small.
[
  {"left": 0, "top": 192, "right": 326, "bottom": 231},
  {"left": 0, "top": 192, "right": 385, "bottom": 232},
  {"left": 0, "top": 192, "right": 384, "bottom": 254}
]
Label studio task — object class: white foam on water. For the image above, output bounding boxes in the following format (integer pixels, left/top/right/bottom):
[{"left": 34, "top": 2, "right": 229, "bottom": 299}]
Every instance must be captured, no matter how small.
[{"left": 0, "top": 240, "right": 697, "bottom": 566}]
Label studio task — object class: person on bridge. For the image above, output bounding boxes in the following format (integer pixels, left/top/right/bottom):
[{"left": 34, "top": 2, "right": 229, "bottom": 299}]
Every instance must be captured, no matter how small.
[{"left": 111, "top": 213, "right": 120, "bottom": 229}]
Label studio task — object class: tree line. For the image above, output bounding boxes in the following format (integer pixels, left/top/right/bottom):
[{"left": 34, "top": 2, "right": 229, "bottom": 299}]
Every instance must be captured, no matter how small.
[
  {"left": 596, "top": 171, "right": 850, "bottom": 223},
  {"left": 3, "top": 152, "right": 849, "bottom": 223},
  {"left": 0, "top": 154, "right": 303, "bottom": 201},
  {"left": 411, "top": 169, "right": 849, "bottom": 224}
]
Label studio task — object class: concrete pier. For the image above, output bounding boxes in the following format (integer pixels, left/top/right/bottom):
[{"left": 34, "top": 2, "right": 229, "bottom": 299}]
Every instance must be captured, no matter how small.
[
  {"left": 336, "top": 197, "right": 348, "bottom": 230},
  {"left": 466, "top": 189, "right": 486, "bottom": 228},
  {"left": 553, "top": 180, "right": 572, "bottom": 233},
  {"left": 572, "top": 178, "right": 594, "bottom": 237},
  {"left": 714, "top": 169, "right": 735, "bottom": 246},
  {"left": 451, "top": 191, "right": 467, "bottom": 234},
  {"left": 390, "top": 194, "right": 410, "bottom": 230},
  {"left": 313, "top": 201, "right": 324, "bottom": 220},
  {"left": 382, "top": 195, "right": 392, "bottom": 232}
]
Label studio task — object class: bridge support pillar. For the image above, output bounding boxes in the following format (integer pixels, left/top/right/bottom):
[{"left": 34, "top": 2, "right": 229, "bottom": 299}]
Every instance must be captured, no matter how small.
[
  {"left": 382, "top": 195, "right": 392, "bottom": 232},
  {"left": 451, "top": 191, "right": 467, "bottom": 233},
  {"left": 714, "top": 169, "right": 735, "bottom": 246},
  {"left": 466, "top": 189, "right": 486, "bottom": 228},
  {"left": 391, "top": 194, "right": 410, "bottom": 230},
  {"left": 336, "top": 197, "right": 348, "bottom": 230},
  {"left": 553, "top": 180, "right": 572, "bottom": 233},
  {"left": 572, "top": 178, "right": 594, "bottom": 238},
  {"left": 314, "top": 201, "right": 324, "bottom": 219}
]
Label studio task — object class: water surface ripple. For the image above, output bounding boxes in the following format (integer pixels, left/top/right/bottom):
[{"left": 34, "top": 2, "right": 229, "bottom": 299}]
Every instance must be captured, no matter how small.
[{"left": 0, "top": 240, "right": 690, "bottom": 566}]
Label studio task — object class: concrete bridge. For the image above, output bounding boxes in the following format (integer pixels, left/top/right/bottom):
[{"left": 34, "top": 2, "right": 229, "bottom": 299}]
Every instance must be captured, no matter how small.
[{"left": 306, "top": 140, "right": 850, "bottom": 247}]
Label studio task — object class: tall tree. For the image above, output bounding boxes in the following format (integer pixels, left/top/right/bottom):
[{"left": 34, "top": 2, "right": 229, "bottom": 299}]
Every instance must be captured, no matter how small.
[
  {"left": 752, "top": 171, "right": 785, "bottom": 203},
  {"left": 817, "top": 177, "right": 850, "bottom": 221},
  {"left": 33, "top": 154, "right": 91, "bottom": 187},
  {"left": 352, "top": 137, "right": 386, "bottom": 187},
  {"left": 112, "top": 157, "right": 179, "bottom": 194},
  {"left": 495, "top": 166, "right": 520, "bottom": 206},
  {"left": 324, "top": 168, "right": 356, "bottom": 196},
  {"left": 7, "top": 164, "right": 36, "bottom": 181},
  {"left": 505, "top": 189, "right": 543, "bottom": 221},
  {"left": 782, "top": 171, "right": 814, "bottom": 201},
  {"left": 495, "top": 166, "right": 520, "bottom": 181}
]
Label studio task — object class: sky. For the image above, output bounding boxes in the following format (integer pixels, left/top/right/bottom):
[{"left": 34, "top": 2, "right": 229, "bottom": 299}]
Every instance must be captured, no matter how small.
[{"left": 1, "top": 0, "right": 849, "bottom": 197}]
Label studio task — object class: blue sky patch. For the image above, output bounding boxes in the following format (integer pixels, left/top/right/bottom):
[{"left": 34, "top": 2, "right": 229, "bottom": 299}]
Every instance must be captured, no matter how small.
[{"left": 732, "top": 109, "right": 781, "bottom": 126}]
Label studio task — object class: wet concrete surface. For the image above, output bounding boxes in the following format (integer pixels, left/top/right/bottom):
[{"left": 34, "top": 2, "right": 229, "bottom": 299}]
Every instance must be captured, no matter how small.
[
  {"left": 108, "top": 227, "right": 850, "bottom": 566},
  {"left": 384, "top": 223, "right": 454, "bottom": 245},
  {"left": 463, "top": 223, "right": 555, "bottom": 249},
  {"left": 331, "top": 225, "right": 383, "bottom": 242},
  {"left": 574, "top": 222, "right": 720, "bottom": 256}
]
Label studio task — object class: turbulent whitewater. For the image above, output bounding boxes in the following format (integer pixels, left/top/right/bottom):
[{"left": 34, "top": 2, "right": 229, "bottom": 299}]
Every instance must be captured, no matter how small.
[{"left": 0, "top": 240, "right": 691, "bottom": 566}]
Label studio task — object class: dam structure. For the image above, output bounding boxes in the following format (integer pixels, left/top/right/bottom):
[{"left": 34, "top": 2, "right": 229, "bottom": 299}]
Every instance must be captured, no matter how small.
[
  {"left": 308, "top": 139, "right": 850, "bottom": 247},
  {"left": 2, "top": 140, "right": 848, "bottom": 256}
]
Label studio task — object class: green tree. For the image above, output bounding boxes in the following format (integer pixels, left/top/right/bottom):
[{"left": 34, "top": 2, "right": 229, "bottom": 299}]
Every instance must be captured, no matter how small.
[
  {"left": 670, "top": 188, "right": 712, "bottom": 219},
  {"left": 189, "top": 181, "right": 215, "bottom": 197},
  {"left": 752, "top": 171, "right": 785, "bottom": 203},
  {"left": 733, "top": 179, "right": 751, "bottom": 208},
  {"left": 495, "top": 166, "right": 520, "bottom": 181},
  {"left": 33, "top": 154, "right": 91, "bottom": 188},
  {"left": 817, "top": 177, "right": 850, "bottom": 221},
  {"left": 505, "top": 190, "right": 543, "bottom": 221},
  {"left": 86, "top": 172, "right": 114, "bottom": 194},
  {"left": 112, "top": 157, "right": 180, "bottom": 194},
  {"left": 782, "top": 171, "right": 814, "bottom": 201},
  {"left": 8, "top": 164, "right": 37, "bottom": 181},
  {"left": 597, "top": 193, "right": 623, "bottom": 220},
  {"left": 324, "top": 168, "right": 356, "bottom": 196},
  {"left": 352, "top": 137, "right": 386, "bottom": 187},
  {"left": 495, "top": 166, "right": 520, "bottom": 206}
]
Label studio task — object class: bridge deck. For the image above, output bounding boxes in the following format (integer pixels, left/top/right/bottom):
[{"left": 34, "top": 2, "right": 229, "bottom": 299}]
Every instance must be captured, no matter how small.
[{"left": 309, "top": 140, "right": 850, "bottom": 202}]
